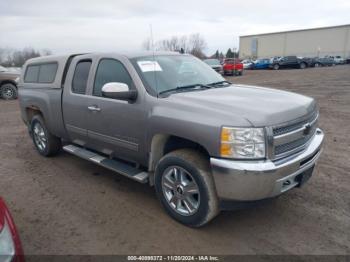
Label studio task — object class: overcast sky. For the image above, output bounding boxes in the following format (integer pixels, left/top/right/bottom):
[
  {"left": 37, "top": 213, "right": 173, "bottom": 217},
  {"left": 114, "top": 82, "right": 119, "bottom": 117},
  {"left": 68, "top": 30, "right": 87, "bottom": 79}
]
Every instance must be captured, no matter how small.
[{"left": 1, "top": 0, "right": 349, "bottom": 55}]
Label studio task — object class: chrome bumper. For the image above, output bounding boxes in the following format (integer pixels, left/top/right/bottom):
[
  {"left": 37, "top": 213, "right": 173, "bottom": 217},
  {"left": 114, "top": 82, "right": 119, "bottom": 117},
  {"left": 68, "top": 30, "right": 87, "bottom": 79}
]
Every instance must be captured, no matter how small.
[{"left": 210, "top": 128, "right": 324, "bottom": 201}]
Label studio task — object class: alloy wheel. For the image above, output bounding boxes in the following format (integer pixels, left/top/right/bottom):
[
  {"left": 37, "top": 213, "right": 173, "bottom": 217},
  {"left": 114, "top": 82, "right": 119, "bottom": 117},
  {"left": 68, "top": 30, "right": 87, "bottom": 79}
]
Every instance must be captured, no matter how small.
[
  {"left": 33, "top": 122, "right": 47, "bottom": 151},
  {"left": 2, "top": 86, "right": 14, "bottom": 99},
  {"left": 161, "top": 166, "right": 200, "bottom": 216}
]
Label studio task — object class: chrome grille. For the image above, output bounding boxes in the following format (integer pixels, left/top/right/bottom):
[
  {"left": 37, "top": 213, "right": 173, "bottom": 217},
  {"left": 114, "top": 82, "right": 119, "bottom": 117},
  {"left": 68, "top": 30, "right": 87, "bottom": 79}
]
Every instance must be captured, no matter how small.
[
  {"left": 273, "top": 110, "right": 318, "bottom": 136},
  {"left": 272, "top": 111, "right": 318, "bottom": 159}
]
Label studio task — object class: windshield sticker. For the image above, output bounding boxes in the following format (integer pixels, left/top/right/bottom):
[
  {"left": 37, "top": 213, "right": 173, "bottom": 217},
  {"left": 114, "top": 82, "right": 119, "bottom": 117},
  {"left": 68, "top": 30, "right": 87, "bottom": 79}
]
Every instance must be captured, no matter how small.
[{"left": 137, "top": 61, "right": 162, "bottom": 72}]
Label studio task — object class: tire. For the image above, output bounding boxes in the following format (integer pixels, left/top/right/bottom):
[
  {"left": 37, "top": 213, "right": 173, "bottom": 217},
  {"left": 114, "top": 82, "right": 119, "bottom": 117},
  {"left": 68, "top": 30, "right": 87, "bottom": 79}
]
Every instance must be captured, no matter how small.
[
  {"left": 30, "top": 115, "right": 61, "bottom": 156},
  {"left": 273, "top": 64, "right": 279, "bottom": 70},
  {"left": 314, "top": 63, "right": 320, "bottom": 67},
  {"left": 300, "top": 62, "right": 306, "bottom": 69},
  {"left": 239, "top": 71, "right": 243, "bottom": 76},
  {"left": 0, "top": 83, "right": 18, "bottom": 100},
  {"left": 155, "top": 149, "right": 219, "bottom": 227}
]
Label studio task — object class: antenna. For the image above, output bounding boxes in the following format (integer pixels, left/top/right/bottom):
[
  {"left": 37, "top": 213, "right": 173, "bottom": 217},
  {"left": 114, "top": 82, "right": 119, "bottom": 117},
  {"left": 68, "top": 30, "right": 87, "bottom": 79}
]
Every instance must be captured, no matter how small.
[{"left": 149, "top": 24, "right": 159, "bottom": 96}]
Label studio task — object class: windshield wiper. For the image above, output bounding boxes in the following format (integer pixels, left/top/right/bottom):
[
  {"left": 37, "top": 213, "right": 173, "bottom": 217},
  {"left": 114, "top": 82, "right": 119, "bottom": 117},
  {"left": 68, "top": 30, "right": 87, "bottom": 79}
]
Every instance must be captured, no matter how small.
[
  {"left": 159, "top": 84, "right": 212, "bottom": 95},
  {"left": 207, "top": 80, "right": 232, "bottom": 87}
]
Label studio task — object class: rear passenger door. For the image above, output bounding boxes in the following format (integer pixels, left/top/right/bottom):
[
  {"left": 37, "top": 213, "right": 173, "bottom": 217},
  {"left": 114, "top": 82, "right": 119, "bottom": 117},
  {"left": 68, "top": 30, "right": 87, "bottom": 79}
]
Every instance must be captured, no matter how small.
[{"left": 62, "top": 55, "right": 93, "bottom": 146}]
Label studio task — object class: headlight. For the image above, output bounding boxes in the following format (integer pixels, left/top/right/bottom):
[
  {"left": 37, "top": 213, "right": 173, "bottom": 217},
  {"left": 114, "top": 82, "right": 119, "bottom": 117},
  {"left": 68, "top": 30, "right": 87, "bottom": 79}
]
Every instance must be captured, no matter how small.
[
  {"left": 220, "top": 127, "right": 266, "bottom": 159},
  {"left": 0, "top": 220, "right": 15, "bottom": 262}
]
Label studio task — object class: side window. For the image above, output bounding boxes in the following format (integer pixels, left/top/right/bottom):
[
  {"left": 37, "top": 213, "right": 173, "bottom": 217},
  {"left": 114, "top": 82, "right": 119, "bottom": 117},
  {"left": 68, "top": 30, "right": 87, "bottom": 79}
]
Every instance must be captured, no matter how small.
[
  {"left": 72, "top": 60, "right": 92, "bottom": 94},
  {"left": 24, "top": 65, "right": 40, "bottom": 83},
  {"left": 93, "top": 59, "right": 133, "bottom": 97},
  {"left": 38, "top": 63, "right": 58, "bottom": 83}
]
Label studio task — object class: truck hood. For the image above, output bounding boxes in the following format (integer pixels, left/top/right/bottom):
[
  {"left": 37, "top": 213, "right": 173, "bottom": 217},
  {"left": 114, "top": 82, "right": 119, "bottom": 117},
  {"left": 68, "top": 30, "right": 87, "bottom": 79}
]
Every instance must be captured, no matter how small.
[
  {"left": 0, "top": 72, "right": 20, "bottom": 79},
  {"left": 166, "top": 84, "right": 316, "bottom": 127}
]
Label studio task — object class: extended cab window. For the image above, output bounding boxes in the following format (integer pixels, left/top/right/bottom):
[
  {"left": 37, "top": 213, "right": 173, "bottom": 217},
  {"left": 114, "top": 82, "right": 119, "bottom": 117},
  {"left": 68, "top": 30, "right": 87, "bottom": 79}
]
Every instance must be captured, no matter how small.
[
  {"left": 38, "top": 63, "right": 58, "bottom": 83},
  {"left": 93, "top": 59, "right": 133, "bottom": 97},
  {"left": 24, "top": 63, "right": 58, "bottom": 83},
  {"left": 24, "top": 65, "right": 40, "bottom": 82},
  {"left": 72, "top": 60, "right": 92, "bottom": 94}
]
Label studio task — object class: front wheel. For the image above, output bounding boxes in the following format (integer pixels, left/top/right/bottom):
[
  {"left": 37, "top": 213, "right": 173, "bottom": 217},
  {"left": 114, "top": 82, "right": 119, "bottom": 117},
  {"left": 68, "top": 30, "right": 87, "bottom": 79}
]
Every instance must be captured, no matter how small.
[
  {"left": 155, "top": 149, "right": 219, "bottom": 227},
  {"left": 300, "top": 62, "right": 306, "bottom": 69},
  {"left": 1, "top": 83, "right": 18, "bottom": 100},
  {"left": 273, "top": 64, "right": 280, "bottom": 70},
  {"left": 31, "top": 115, "right": 61, "bottom": 156}
]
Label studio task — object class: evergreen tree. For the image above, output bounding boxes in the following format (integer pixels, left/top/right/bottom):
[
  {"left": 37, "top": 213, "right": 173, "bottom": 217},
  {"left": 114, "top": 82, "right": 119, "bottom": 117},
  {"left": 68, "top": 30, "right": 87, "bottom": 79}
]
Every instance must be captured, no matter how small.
[{"left": 226, "top": 48, "right": 233, "bottom": 58}]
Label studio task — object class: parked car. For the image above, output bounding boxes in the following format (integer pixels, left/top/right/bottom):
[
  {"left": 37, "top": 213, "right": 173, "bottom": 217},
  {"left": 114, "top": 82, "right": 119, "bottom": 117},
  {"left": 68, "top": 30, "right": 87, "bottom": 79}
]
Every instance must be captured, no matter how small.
[
  {"left": 18, "top": 52, "right": 324, "bottom": 227},
  {"left": 0, "top": 197, "right": 24, "bottom": 262},
  {"left": 203, "top": 59, "right": 223, "bottom": 74},
  {"left": 222, "top": 58, "right": 244, "bottom": 75},
  {"left": 269, "top": 56, "right": 308, "bottom": 70},
  {"left": 251, "top": 58, "right": 270, "bottom": 69},
  {"left": 241, "top": 59, "right": 253, "bottom": 69},
  {"left": 0, "top": 66, "right": 20, "bottom": 100},
  {"left": 269, "top": 56, "right": 282, "bottom": 63},
  {"left": 328, "top": 55, "right": 346, "bottom": 64},
  {"left": 310, "top": 57, "right": 336, "bottom": 67}
]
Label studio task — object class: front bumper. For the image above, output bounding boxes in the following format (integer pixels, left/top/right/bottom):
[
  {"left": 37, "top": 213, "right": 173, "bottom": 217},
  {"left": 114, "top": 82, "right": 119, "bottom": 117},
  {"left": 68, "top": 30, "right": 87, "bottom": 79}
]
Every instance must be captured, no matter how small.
[{"left": 210, "top": 128, "right": 324, "bottom": 201}]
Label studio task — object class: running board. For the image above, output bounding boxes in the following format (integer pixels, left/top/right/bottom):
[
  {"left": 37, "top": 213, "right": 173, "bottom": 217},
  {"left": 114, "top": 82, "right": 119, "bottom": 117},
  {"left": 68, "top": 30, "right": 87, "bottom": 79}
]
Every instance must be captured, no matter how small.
[{"left": 63, "top": 145, "right": 149, "bottom": 183}]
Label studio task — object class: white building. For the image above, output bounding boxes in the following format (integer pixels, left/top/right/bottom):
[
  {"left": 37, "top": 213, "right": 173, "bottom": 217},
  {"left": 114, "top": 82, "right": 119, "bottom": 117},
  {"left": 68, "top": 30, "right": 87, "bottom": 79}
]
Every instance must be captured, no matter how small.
[{"left": 239, "top": 24, "right": 350, "bottom": 59}]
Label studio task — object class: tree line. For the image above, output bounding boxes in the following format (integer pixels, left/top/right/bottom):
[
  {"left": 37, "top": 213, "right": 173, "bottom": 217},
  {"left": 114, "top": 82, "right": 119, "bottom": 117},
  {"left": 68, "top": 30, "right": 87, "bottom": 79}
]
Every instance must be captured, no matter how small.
[
  {"left": 1, "top": 35, "right": 238, "bottom": 68},
  {"left": 0, "top": 47, "right": 52, "bottom": 67},
  {"left": 142, "top": 33, "right": 238, "bottom": 60}
]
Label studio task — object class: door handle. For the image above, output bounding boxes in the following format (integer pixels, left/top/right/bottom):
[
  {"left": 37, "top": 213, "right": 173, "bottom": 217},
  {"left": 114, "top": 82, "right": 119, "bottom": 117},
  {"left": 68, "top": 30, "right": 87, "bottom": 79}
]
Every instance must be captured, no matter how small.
[{"left": 87, "top": 105, "right": 101, "bottom": 112}]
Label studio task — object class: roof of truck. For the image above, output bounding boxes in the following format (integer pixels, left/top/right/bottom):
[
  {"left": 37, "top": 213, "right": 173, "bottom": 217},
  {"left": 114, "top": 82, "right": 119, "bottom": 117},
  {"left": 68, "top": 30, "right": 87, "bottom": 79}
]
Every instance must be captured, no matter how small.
[{"left": 25, "top": 51, "right": 185, "bottom": 65}]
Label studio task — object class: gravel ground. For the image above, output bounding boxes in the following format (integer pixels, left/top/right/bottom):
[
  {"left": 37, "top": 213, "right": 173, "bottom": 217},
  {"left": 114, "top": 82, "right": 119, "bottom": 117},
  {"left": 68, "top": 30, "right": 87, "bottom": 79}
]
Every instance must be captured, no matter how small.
[{"left": 0, "top": 65, "right": 349, "bottom": 255}]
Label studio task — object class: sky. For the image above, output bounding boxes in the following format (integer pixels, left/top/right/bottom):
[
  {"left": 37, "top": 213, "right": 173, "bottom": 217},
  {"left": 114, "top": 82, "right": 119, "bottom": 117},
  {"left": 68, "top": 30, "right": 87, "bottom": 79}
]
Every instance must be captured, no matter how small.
[{"left": 1, "top": 0, "right": 350, "bottom": 56}]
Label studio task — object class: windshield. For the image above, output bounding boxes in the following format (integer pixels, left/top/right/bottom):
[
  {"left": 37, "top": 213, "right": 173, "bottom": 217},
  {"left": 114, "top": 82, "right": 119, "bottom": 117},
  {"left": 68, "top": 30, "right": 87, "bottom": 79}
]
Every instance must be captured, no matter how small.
[
  {"left": 204, "top": 59, "right": 220, "bottom": 65},
  {"left": 131, "top": 55, "right": 225, "bottom": 95}
]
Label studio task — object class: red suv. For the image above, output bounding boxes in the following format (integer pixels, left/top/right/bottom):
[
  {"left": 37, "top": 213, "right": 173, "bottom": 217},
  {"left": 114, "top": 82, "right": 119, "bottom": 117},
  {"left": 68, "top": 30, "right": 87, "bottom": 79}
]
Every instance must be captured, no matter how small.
[
  {"left": 223, "top": 58, "right": 244, "bottom": 76},
  {"left": 0, "top": 198, "right": 24, "bottom": 262}
]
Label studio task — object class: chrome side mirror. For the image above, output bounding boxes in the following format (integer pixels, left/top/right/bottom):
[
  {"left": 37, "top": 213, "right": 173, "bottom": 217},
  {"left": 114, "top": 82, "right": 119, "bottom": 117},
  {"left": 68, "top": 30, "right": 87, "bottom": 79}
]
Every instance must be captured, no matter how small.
[{"left": 101, "top": 82, "right": 137, "bottom": 102}]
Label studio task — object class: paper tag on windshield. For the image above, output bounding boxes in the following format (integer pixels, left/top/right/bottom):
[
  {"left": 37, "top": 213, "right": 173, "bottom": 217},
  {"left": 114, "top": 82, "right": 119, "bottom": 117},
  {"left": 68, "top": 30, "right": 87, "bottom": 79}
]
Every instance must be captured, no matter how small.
[{"left": 137, "top": 61, "right": 162, "bottom": 72}]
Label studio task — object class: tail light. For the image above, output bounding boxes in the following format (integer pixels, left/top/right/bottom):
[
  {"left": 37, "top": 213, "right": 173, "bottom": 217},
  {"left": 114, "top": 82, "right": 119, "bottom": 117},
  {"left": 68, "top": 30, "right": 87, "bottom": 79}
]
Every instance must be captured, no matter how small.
[{"left": 0, "top": 198, "right": 24, "bottom": 262}]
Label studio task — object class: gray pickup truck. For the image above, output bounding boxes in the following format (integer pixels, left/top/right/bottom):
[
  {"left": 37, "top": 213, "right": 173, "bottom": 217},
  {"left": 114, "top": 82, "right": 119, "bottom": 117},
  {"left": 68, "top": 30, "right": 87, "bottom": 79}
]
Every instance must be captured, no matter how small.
[{"left": 18, "top": 52, "right": 324, "bottom": 227}]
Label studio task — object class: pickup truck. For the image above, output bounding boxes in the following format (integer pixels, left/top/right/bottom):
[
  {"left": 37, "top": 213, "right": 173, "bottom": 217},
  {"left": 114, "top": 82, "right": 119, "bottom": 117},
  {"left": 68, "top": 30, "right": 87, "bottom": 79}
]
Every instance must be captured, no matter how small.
[
  {"left": 0, "top": 66, "right": 20, "bottom": 100},
  {"left": 222, "top": 58, "right": 244, "bottom": 75},
  {"left": 18, "top": 52, "right": 324, "bottom": 227},
  {"left": 270, "top": 56, "right": 308, "bottom": 70}
]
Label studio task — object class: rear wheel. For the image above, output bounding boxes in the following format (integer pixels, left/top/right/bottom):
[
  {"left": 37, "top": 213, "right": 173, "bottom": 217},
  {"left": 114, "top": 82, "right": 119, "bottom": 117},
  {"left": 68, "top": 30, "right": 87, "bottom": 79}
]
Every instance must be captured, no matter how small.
[
  {"left": 314, "top": 62, "right": 320, "bottom": 67},
  {"left": 300, "top": 62, "right": 306, "bottom": 69},
  {"left": 155, "top": 149, "right": 219, "bottom": 227},
  {"left": 1, "top": 83, "right": 17, "bottom": 100},
  {"left": 30, "top": 115, "right": 61, "bottom": 156}
]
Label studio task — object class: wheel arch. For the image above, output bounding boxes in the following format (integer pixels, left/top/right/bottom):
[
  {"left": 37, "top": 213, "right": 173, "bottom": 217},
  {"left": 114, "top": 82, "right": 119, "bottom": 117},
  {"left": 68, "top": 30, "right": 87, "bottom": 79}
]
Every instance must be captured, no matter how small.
[
  {"left": 25, "top": 106, "right": 45, "bottom": 130},
  {"left": 0, "top": 80, "right": 18, "bottom": 88},
  {"left": 148, "top": 134, "right": 211, "bottom": 173}
]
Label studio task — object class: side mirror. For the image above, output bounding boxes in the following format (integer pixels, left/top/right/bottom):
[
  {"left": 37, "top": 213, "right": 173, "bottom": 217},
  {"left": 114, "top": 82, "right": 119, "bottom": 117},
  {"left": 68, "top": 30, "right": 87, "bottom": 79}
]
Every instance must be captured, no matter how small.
[{"left": 101, "top": 82, "right": 137, "bottom": 102}]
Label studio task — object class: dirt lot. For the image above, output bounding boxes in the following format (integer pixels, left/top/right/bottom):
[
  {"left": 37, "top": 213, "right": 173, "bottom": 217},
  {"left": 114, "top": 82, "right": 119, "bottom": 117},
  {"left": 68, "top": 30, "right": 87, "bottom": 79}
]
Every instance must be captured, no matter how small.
[{"left": 0, "top": 66, "right": 349, "bottom": 255}]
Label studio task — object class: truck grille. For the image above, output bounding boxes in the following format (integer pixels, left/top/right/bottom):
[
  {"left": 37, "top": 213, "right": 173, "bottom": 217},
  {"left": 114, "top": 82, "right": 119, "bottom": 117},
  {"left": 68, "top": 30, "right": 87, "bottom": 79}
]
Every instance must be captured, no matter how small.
[
  {"left": 272, "top": 111, "right": 318, "bottom": 159},
  {"left": 273, "top": 110, "right": 318, "bottom": 136}
]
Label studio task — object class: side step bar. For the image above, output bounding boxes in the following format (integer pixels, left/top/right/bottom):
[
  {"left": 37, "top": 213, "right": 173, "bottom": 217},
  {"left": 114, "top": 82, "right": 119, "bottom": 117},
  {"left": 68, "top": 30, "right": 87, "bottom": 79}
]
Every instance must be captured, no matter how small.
[{"left": 63, "top": 145, "right": 149, "bottom": 183}]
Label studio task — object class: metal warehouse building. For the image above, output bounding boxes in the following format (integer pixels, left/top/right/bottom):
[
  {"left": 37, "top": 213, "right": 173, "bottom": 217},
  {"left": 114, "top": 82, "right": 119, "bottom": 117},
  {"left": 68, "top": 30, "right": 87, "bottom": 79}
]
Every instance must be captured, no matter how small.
[{"left": 239, "top": 24, "right": 350, "bottom": 59}]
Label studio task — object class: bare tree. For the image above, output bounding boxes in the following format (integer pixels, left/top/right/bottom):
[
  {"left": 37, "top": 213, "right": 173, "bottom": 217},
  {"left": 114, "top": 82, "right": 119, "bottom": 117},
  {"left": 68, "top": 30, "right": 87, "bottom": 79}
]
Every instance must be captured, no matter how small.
[
  {"left": 188, "top": 33, "right": 207, "bottom": 59},
  {"left": 142, "top": 33, "right": 207, "bottom": 58},
  {"left": 0, "top": 47, "right": 52, "bottom": 67}
]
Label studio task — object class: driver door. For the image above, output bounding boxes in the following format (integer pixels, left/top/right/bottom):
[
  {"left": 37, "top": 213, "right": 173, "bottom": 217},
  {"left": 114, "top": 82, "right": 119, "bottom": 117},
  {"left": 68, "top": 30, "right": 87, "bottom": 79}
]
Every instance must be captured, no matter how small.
[{"left": 85, "top": 56, "right": 146, "bottom": 164}]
